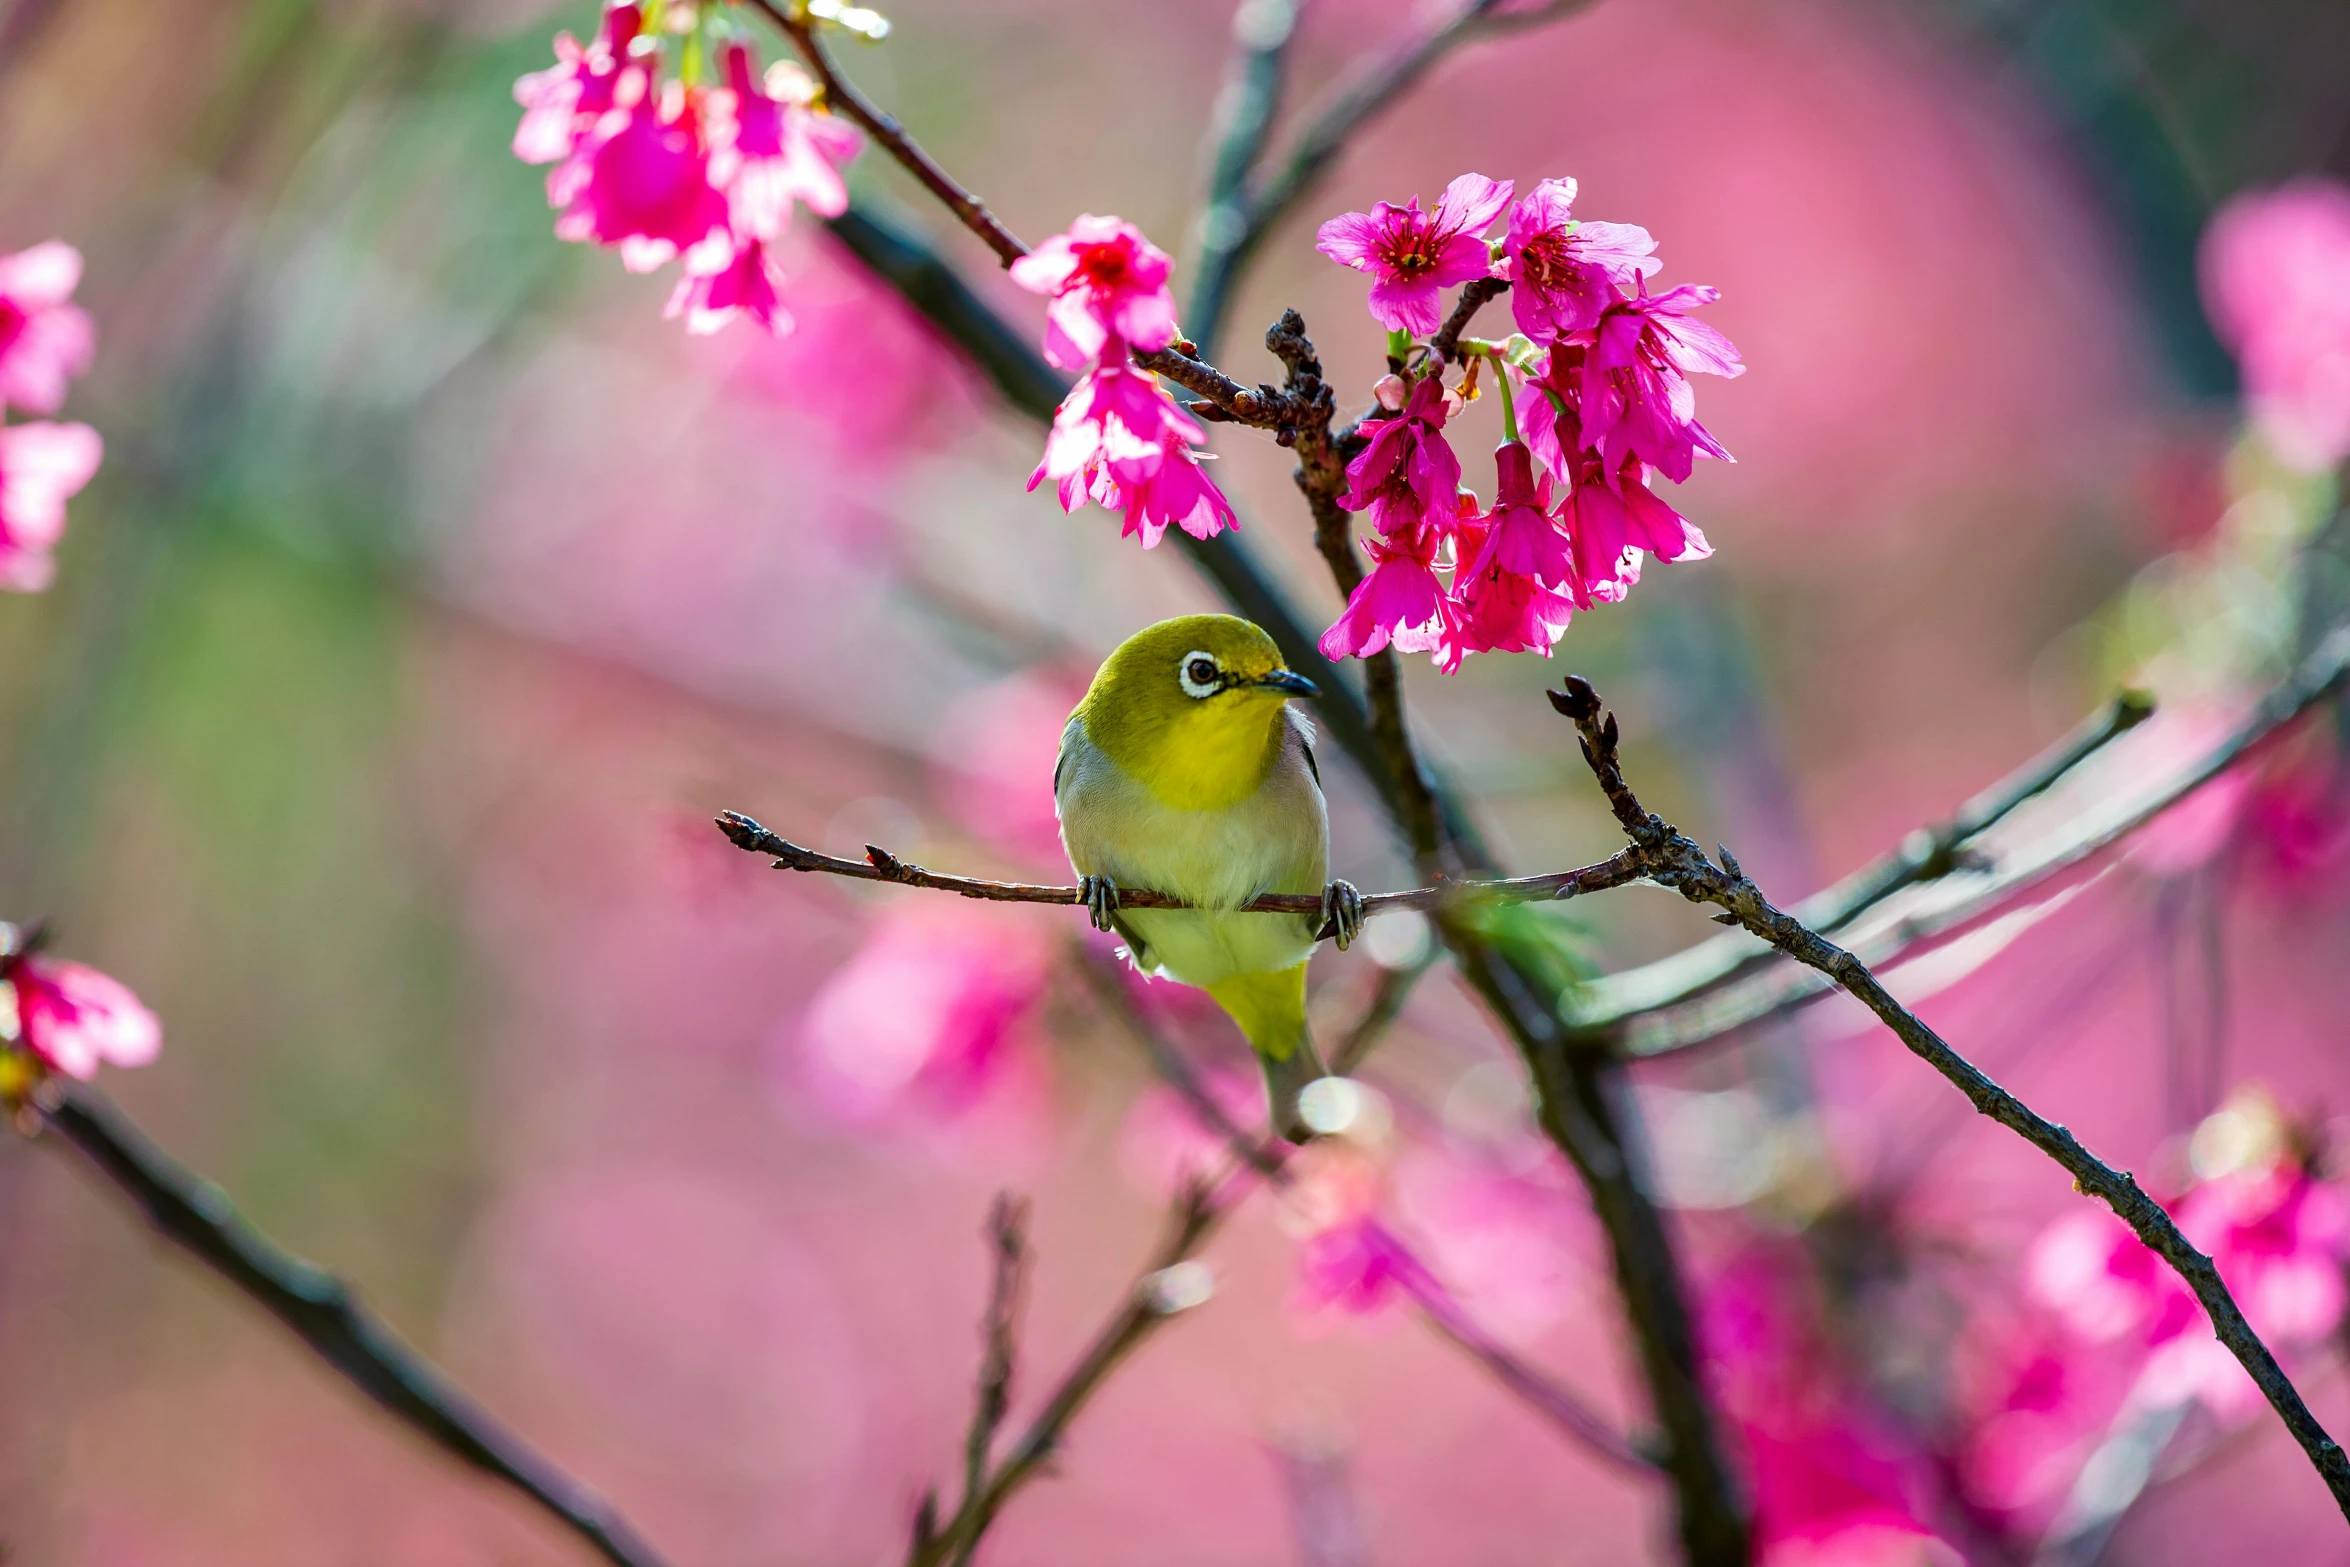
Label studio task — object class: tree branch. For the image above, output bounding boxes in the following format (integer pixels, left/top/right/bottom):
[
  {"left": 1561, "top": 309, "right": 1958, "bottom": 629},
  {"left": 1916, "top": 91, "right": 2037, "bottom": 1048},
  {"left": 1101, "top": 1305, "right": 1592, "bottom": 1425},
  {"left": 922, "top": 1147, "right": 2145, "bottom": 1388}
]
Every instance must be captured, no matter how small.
[
  {"left": 1430, "top": 277, "right": 1508, "bottom": 365},
  {"left": 749, "top": 0, "right": 1028, "bottom": 266},
  {"left": 713, "top": 810, "right": 1636, "bottom": 936},
  {"left": 1547, "top": 673, "right": 2350, "bottom": 1520},
  {"left": 1574, "top": 686, "right": 2159, "bottom": 1034},
  {"left": 1612, "top": 629, "right": 2350, "bottom": 1058},
  {"left": 30, "top": 1082, "right": 672, "bottom": 1567},
  {"left": 913, "top": 1181, "right": 1231, "bottom": 1567}
]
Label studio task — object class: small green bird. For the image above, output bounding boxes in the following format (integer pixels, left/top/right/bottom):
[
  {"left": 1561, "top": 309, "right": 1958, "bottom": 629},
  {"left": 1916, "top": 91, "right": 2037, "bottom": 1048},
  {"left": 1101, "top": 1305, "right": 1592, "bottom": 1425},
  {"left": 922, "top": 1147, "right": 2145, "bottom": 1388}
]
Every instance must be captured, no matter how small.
[{"left": 1056, "top": 614, "right": 1363, "bottom": 1139}]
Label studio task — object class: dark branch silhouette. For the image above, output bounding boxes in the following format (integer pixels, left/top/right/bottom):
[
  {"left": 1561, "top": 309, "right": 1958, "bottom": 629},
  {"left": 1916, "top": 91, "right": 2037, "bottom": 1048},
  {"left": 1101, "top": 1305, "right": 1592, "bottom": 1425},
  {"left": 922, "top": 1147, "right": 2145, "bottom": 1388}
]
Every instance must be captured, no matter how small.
[{"left": 32, "top": 1081, "right": 672, "bottom": 1567}]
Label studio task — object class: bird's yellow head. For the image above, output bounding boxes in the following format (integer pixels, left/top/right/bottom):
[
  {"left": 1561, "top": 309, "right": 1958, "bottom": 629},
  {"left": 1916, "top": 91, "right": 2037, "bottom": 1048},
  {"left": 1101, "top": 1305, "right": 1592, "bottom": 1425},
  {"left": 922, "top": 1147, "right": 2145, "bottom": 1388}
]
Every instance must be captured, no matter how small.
[{"left": 1075, "top": 614, "right": 1318, "bottom": 810}]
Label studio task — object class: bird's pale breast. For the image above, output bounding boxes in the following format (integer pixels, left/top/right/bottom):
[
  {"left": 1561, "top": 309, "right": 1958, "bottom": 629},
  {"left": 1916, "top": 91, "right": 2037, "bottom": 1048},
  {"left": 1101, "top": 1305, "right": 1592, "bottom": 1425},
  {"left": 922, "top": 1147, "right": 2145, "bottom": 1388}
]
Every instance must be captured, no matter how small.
[{"left": 1056, "top": 710, "right": 1327, "bottom": 988}]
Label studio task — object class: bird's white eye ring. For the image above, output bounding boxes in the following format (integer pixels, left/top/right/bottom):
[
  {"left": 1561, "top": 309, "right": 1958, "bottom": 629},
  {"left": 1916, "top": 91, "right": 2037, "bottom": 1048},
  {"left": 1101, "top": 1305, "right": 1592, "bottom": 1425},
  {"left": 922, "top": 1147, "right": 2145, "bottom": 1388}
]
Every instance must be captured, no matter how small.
[{"left": 1177, "top": 652, "right": 1222, "bottom": 699}]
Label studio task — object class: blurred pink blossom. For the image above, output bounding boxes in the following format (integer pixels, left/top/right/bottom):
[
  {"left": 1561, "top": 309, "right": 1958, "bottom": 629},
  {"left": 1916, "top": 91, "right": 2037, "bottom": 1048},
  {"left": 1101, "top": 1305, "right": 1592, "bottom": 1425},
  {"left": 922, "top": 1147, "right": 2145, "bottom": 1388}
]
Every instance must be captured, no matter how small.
[
  {"left": 551, "top": 73, "right": 732, "bottom": 275},
  {"left": 1009, "top": 215, "right": 1178, "bottom": 371},
  {"left": 9, "top": 954, "right": 160, "bottom": 1080},
  {"left": 1316, "top": 174, "right": 1513, "bottom": 336},
  {"left": 1395, "top": 1145, "right": 1590, "bottom": 1340},
  {"left": 0, "top": 241, "right": 95, "bottom": 416},
  {"left": 1497, "top": 178, "right": 1659, "bottom": 344},
  {"left": 2200, "top": 178, "right": 2350, "bottom": 471},
  {"left": 2028, "top": 1131, "right": 2348, "bottom": 1416},
  {"left": 511, "top": 2, "right": 639, "bottom": 168},
  {"left": 705, "top": 46, "right": 860, "bottom": 242},
  {"left": 665, "top": 234, "right": 789, "bottom": 336},
  {"left": 0, "top": 419, "right": 102, "bottom": 591},
  {"left": 1283, "top": 1143, "right": 1423, "bottom": 1333},
  {"left": 1029, "top": 359, "right": 1235, "bottom": 547},
  {"left": 795, "top": 903, "right": 1053, "bottom": 1132}
]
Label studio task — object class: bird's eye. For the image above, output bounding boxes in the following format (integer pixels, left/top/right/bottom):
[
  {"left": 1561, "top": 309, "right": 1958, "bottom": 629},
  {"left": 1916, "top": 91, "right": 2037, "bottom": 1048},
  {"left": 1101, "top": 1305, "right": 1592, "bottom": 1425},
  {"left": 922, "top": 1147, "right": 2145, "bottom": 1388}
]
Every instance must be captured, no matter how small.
[{"left": 1176, "top": 652, "right": 1222, "bottom": 699}]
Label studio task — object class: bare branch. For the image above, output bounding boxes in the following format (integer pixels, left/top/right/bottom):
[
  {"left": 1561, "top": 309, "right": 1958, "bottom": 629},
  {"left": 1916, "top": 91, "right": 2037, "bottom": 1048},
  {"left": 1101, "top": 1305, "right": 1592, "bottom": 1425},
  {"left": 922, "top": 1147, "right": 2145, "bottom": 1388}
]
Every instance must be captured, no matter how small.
[
  {"left": 1548, "top": 673, "right": 2350, "bottom": 1520},
  {"left": 960, "top": 1196, "right": 1030, "bottom": 1528},
  {"left": 31, "top": 1082, "right": 672, "bottom": 1567},
  {"left": 1188, "top": 0, "right": 1600, "bottom": 358},
  {"left": 713, "top": 810, "right": 1640, "bottom": 936},
  {"left": 748, "top": 0, "right": 1028, "bottom": 266},
  {"left": 915, "top": 1183, "right": 1230, "bottom": 1567},
  {"left": 1577, "top": 686, "right": 2157, "bottom": 1032},
  {"left": 1430, "top": 278, "right": 1509, "bottom": 365},
  {"left": 1326, "top": 957, "right": 1432, "bottom": 1077},
  {"left": 1614, "top": 630, "right": 2350, "bottom": 1057}
]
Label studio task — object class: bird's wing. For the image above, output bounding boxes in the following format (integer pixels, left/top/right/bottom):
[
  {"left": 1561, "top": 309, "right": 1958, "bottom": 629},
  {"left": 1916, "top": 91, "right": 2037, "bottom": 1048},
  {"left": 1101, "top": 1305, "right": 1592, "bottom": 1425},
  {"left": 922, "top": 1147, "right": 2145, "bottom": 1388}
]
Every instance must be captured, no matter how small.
[{"left": 1286, "top": 706, "right": 1322, "bottom": 793}]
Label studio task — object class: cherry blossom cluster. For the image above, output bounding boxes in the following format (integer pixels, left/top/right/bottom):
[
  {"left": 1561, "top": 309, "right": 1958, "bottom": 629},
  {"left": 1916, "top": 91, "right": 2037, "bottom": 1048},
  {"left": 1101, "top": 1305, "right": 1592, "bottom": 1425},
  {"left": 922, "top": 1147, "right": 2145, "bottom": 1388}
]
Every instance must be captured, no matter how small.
[
  {"left": 1315, "top": 175, "right": 1742, "bottom": 670},
  {"left": 1017, "top": 216, "right": 1237, "bottom": 549},
  {"left": 0, "top": 926, "right": 160, "bottom": 1106},
  {"left": 512, "top": 0, "right": 863, "bottom": 336},
  {"left": 0, "top": 241, "right": 101, "bottom": 593}
]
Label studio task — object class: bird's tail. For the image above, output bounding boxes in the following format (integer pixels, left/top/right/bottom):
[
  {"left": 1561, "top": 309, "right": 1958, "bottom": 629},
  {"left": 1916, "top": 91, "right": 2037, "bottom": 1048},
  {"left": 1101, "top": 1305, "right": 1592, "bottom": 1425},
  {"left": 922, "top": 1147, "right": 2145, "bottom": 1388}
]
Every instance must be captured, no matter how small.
[{"left": 1206, "top": 964, "right": 1326, "bottom": 1144}]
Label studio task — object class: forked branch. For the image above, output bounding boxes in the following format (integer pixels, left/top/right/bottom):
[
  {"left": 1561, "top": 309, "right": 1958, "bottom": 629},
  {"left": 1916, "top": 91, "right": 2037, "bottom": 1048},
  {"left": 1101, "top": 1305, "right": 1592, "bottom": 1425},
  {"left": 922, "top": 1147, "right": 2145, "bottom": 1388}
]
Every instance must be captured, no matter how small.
[{"left": 1547, "top": 674, "right": 2350, "bottom": 1520}]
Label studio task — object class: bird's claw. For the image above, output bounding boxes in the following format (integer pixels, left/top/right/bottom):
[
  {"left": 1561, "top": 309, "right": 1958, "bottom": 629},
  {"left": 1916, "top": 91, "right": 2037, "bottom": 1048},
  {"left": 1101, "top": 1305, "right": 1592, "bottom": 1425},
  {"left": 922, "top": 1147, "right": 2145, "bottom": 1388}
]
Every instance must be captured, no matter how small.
[
  {"left": 1321, "top": 879, "right": 1365, "bottom": 951},
  {"left": 1078, "top": 875, "right": 1121, "bottom": 933}
]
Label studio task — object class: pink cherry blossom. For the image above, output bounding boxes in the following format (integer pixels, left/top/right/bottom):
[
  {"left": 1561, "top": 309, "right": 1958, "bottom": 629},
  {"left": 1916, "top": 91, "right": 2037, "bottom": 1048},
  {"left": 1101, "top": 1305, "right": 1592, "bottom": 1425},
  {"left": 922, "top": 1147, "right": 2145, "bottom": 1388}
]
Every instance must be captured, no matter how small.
[
  {"left": 2028, "top": 1114, "right": 2349, "bottom": 1418},
  {"left": 2200, "top": 178, "right": 2350, "bottom": 471},
  {"left": 705, "top": 45, "right": 861, "bottom": 242},
  {"left": 1318, "top": 524, "right": 1458, "bottom": 662},
  {"left": 9, "top": 955, "right": 160, "bottom": 1080},
  {"left": 1316, "top": 173, "right": 1514, "bottom": 336},
  {"left": 797, "top": 903, "right": 1051, "bottom": 1129},
  {"left": 0, "top": 419, "right": 102, "bottom": 592},
  {"left": 1497, "top": 178, "right": 1660, "bottom": 344},
  {"left": 1009, "top": 215, "right": 1179, "bottom": 371},
  {"left": 551, "top": 73, "right": 731, "bottom": 274},
  {"left": 0, "top": 241, "right": 95, "bottom": 417},
  {"left": 1339, "top": 375, "right": 1462, "bottom": 538},
  {"left": 1577, "top": 286, "right": 1741, "bottom": 482},
  {"left": 1029, "top": 357, "right": 1234, "bottom": 547},
  {"left": 1558, "top": 451, "right": 1708, "bottom": 601},
  {"left": 511, "top": 3, "right": 641, "bottom": 167},
  {"left": 1465, "top": 440, "right": 1572, "bottom": 586},
  {"left": 664, "top": 235, "right": 790, "bottom": 336}
]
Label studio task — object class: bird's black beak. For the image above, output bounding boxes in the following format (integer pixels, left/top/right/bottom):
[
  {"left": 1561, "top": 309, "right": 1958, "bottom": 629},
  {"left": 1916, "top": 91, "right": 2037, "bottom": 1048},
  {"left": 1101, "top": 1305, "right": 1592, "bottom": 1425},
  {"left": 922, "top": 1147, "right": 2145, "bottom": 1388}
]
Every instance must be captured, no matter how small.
[{"left": 1252, "top": 668, "right": 1319, "bottom": 698}]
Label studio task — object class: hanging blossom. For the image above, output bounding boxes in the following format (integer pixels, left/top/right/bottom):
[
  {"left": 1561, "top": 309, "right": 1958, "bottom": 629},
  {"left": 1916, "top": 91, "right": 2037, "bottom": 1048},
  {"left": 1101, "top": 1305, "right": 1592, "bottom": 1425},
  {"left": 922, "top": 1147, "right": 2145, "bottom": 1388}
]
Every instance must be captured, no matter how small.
[
  {"left": 2, "top": 943, "right": 160, "bottom": 1087},
  {"left": 1017, "top": 215, "right": 1235, "bottom": 548},
  {"left": 1313, "top": 174, "right": 1741, "bottom": 672},
  {"left": 514, "top": 3, "right": 862, "bottom": 337},
  {"left": 0, "top": 240, "right": 101, "bottom": 593},
  {"left": 1008, "top": 214, "right": 1179, "bottom": 371},
  {"left": 1316, "top": 173, "right": 1514, "bottom": 336}
]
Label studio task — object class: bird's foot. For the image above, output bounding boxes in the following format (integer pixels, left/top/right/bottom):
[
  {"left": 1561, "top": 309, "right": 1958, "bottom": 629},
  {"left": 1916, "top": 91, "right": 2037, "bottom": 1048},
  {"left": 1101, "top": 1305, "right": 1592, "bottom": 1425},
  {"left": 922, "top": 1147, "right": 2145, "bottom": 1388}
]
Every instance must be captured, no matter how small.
[
  {"left": 1320, "top": 879, "right": 1365, "bottom": 951},
  {"left": 1078, "top": 874, "right": 1121, "bottom": 933}
]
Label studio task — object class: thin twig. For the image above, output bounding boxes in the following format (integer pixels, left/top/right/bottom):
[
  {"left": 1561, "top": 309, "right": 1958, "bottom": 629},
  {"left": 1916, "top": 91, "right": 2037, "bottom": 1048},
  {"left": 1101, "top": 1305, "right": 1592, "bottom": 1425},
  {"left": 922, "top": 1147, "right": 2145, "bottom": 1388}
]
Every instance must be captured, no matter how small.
[
  {"left": 749, "top": 0, "right": 1028, "bottom": 266},
  {"left": 917, "top": 1182, "right": 1230, "bottom": 1567},
  {"left": 1188, "top": 0, "right": 1303, "bottom": 357},
  {"left": 1430, "top": 278, "right": 1508, "bottom": 365},
  {"left": 1548, "top": 673, "right": 2350, "bottom": 1520},
  {"left": 960, "top": 1195, "right": 1030, "bottom": 1527},
  {"left": 32, "top": 1082, "right": 671, "bottom": 1567},
  {"left": 714, "top": 810, "right": 1638, "bottom": 935},
  {"left": 1188, "top": 0, "right": 1599, "bottom": 358}
]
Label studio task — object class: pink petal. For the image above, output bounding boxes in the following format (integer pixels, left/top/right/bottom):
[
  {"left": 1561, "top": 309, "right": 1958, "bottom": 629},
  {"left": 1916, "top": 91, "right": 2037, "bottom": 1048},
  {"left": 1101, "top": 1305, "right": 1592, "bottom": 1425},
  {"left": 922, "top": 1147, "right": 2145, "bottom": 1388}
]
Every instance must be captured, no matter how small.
[{"left": 1433, "top": 173, "right": 1513, "bottom": 239}]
